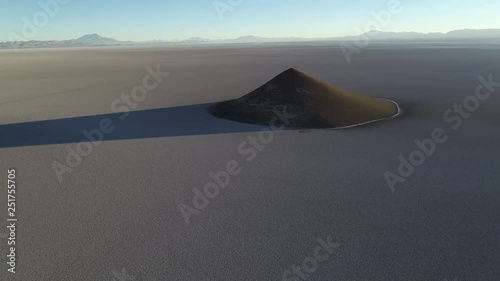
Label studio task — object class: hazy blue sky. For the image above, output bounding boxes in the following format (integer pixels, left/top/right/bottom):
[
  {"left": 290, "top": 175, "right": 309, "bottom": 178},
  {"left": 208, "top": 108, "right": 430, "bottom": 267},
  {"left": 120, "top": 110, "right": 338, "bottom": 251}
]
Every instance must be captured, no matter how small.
[{"left": 1, "top": 0, "right": 499, "bottom": 41}]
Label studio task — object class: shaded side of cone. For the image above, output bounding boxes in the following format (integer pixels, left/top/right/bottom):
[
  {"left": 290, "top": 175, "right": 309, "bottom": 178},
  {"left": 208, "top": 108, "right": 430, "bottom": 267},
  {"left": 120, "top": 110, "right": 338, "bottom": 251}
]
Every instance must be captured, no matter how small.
[{"left": 208, "top": 68, "right": 398, "bottom": 128}]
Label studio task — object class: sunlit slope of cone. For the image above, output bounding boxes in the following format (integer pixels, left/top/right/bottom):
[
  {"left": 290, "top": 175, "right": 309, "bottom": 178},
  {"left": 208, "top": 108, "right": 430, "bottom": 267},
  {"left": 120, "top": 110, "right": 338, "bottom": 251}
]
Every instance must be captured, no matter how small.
[{"left": 208, "top": 68, "right": 398, "bottom": 128}]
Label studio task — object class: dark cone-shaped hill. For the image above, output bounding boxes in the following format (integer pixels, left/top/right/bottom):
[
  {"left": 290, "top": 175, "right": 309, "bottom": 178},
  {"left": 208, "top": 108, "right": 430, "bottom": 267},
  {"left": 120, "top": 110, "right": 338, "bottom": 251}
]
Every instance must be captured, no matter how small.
[{"left": 208, "top": 68, "right": 399, "bottom": 128}]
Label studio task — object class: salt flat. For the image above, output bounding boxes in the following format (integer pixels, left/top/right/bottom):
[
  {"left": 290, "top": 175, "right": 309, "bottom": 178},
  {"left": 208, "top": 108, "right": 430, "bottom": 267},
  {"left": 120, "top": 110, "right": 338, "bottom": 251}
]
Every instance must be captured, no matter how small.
[{"left": 0, "top": 44, "right": 499, "bottom": 280}]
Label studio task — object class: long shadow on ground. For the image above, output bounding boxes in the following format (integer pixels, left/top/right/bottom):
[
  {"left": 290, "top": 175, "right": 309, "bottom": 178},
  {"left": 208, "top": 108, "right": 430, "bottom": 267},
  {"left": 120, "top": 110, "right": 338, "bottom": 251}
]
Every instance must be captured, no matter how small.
[{"left": 0, "top": 103, "right": 269, "bottom": 148}]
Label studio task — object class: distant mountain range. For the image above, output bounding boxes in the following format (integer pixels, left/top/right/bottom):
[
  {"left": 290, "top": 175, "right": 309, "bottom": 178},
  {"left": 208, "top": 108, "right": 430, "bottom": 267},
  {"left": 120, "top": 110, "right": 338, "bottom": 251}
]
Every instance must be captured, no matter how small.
[
  {"left": 74, "top": 33, "right": 127, "bottom": 45},
  {"left": 344, "top": 29, "right": 500, "bottom": 40},
  {"left": 1, "top": 29, "right": 499, "bottom": 49},
  {"left": 0, "top": 33, "right": 133, "bottom": 49}
]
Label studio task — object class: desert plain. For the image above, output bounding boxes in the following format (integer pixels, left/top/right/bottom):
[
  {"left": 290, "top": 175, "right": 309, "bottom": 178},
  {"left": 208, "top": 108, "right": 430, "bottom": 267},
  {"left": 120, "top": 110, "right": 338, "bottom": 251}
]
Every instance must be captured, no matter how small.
[{"left": 0, "top": 43, "right": 499, "bottom": 280}]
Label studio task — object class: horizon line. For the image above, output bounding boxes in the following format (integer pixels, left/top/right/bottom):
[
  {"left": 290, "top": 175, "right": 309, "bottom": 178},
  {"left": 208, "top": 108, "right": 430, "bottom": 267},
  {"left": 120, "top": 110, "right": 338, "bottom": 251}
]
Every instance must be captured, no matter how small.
[{"left": 3, "top": 28, "right": 500, "bottom": 43}]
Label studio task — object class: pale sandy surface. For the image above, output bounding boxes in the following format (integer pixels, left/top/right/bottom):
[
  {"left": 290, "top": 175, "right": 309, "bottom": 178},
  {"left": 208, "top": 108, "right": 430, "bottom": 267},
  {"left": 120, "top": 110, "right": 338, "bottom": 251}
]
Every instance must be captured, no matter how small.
[{"left": 0, "top": 44, "right": 499, "bottom": 280}]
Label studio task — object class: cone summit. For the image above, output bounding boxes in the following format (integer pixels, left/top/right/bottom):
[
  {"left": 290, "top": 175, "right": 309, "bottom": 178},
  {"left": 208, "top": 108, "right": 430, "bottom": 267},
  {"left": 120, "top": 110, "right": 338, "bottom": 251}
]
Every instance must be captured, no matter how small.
[{"left": 208, "top": 68, "right": 399, "bottom": 128}]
